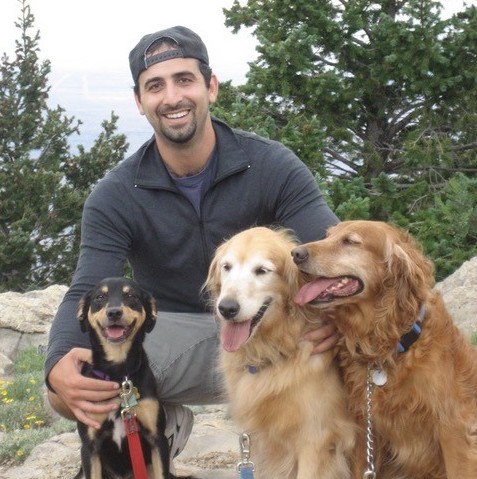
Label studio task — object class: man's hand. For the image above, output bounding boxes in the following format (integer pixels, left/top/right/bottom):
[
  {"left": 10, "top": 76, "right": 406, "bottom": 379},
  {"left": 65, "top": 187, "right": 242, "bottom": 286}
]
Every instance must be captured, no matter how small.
[
  {"left": 302, "top": 321, "right": 341, "bottom": 355},
  {"left": 47, "top": 347, "right": 120, "bottom": 429}
]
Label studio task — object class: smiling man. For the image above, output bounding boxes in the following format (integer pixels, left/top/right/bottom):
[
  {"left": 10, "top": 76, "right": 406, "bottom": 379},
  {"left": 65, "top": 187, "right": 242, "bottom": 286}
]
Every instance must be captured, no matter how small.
[
  {"left": 45, "top": 26, "right": 340, "bottom": 466},
  {"left": 132, "top": 27, "right": 218, "bottom": 176}
]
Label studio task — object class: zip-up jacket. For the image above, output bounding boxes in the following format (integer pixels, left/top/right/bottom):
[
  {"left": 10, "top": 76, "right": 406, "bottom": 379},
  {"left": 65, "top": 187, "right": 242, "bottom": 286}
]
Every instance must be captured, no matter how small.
[{"left": 45, "top": 117, "right": 338, "bottom": 378}]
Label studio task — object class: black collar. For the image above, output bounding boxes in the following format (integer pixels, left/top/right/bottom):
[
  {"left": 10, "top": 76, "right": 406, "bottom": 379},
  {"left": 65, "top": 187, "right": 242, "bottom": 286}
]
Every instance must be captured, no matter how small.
[{"left": 397, "top": 304, "right": 426, "bottom": 354}]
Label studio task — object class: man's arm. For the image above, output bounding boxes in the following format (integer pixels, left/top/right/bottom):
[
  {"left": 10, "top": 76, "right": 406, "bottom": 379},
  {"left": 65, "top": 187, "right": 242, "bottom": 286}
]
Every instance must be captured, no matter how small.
[
  {"left": 45, "top": 178, "right": 132, "bottom": 425},
  {"left": 266, "top": 143, "right": 341, "bottom": 354},
  {"left": 269, "top": 145, "right": 339, "bottom": 242}
]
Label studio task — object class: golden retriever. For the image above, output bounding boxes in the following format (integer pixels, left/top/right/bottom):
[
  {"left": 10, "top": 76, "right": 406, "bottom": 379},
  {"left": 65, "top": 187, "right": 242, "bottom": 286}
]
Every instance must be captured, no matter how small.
[
  {"left": 205, "top": 226, "right": 355, "bottom": 479},
  {"left": 292, "top": 220, "right": 477, "bottom": 479}
]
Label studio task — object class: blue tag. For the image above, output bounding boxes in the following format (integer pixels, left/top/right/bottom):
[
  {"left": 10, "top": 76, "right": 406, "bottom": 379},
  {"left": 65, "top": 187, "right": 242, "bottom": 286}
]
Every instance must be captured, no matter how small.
[
  {"left": 239, "top": 465, "right": 255, "bottom": 479},
  {"left": 121, "top": 393, "right": 138, "bottom": 409}
]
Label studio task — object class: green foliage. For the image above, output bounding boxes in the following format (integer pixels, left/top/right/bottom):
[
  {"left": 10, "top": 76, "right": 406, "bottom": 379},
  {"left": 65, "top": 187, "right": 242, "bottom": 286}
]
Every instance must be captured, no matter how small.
[
  {"left": 212, "top": 81, "right": 328, "bottom": 176},
  {"left": 0, "top": 1, "right": 128, "bottom": 291},
  {"left": 326, "top": 177, "right": 370, "bottom": 220},
  {"left": 0, "top": 347, "right": 75, "bottom": 464},
  {"left": 404, "top": 174, "right": 477, "bottom": 279},
  {"left": 224, "top": 0, "right": 477, "bottom": 277}
]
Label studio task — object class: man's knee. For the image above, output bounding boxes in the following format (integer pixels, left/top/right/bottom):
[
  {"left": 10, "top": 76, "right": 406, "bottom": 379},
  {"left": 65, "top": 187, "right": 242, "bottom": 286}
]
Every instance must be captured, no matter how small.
[{"left": 45, "top": 389, "right": 76, "bottom": 421}]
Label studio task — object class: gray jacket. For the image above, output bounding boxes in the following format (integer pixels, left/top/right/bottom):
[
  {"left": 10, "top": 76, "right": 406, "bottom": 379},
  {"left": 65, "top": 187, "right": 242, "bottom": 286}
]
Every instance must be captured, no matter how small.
[{"left": 45, "top": 117, "right": 338, "bottom": 378}]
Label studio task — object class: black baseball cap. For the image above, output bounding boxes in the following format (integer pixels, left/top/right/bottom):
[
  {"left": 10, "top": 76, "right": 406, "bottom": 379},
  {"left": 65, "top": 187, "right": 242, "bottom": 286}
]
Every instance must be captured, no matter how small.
[{"left": 129, "top": 26, "right": 209, "bottom": 85}]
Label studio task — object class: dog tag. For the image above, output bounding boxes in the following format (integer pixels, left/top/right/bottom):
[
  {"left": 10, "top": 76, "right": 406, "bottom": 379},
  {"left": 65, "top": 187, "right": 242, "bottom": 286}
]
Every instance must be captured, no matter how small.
[
  {"left": 120, "top": 379, "right": 139, "bottom": 409},
  {"left": 121, "top": 393, "right": 138, "bottom": 409},
  {"left": 371, "top": 368, "right": 387, "bottom": 386}
]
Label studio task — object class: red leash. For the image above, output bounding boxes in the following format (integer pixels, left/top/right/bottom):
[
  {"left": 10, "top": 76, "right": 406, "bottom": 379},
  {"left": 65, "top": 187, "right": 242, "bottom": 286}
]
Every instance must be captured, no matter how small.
[
  {"left": 123, "top": 411, "right": 148, "bottom": 479},
  {"left": 121, "top": 378, "right": 148, "bottom": 479}
]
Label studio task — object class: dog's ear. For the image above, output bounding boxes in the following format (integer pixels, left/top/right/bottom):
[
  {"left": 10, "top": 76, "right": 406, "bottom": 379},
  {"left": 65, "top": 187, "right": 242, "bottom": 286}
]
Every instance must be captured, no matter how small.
[
  {"left": 271, "top": 229, "right": 300, "bottom": 296},
  {"left": 284, "top": 255, "right": 301, "bottom": 295},
  {"left": 142, "top": 289, "right": 157, "bottom": 333},
  {"left": 77, "top": 291, "right": 92, "bottom": 333},
  {"left": 203, "top": 242, "right": 226, "bottom": 298},
  {"left": 384, "top": 227, "right": 435, "bottom": 308}
]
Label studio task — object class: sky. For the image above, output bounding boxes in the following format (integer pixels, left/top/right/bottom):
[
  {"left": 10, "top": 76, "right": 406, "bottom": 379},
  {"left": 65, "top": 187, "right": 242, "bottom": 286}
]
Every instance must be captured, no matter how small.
[
  {"left": 1, "top": 0, "right": 258, "bottom": 83},
  {"left": 1, "top": 0, "right": 474, "bottom": 81}
]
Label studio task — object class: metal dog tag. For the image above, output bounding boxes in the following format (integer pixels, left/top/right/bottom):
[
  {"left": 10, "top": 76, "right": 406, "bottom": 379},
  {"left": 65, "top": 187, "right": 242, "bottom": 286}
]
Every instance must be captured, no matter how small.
[
  {"left": 120, "top": 379, "right": 139, "bottom": 409},
  {"left": 371, "top": 368, "right": 387, "bottom": 386},
  {"left": 121, "top": 393, "right": 138, "bottom": 409}
]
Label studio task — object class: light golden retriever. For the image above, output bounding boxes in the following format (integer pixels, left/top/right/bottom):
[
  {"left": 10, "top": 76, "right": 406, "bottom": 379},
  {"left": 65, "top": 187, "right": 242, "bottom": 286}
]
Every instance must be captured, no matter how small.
[
  {"left": 205, "top": 226, "right": 355, "bottom": 479},
  {"left": 292, "top": 220, "right": 477, "bottom": 479}
]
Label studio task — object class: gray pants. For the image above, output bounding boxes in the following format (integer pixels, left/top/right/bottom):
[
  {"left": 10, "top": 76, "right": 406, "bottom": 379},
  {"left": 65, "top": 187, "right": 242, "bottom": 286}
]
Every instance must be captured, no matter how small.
[{"left": 144, "top": 312, "right": 225, "bottom": 405}]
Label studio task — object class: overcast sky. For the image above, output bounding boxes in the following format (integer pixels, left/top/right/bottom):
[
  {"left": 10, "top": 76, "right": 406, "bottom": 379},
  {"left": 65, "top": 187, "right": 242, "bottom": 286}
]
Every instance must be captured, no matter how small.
[
  {"left": 1, "top": 0, "right": 475, "bottom": 83},
  {"left": 1, "top": 0, "right": 258, "bottom": 84}
]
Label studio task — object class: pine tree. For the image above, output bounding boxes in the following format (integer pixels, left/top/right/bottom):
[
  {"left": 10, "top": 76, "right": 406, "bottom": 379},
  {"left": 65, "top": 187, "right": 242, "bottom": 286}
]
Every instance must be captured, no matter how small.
[
  {"left": 218, "top": 0, "right": 477, "bottom": 278},
  {"left": 0, "top": 0, "right": 128, "bottom": 291}
]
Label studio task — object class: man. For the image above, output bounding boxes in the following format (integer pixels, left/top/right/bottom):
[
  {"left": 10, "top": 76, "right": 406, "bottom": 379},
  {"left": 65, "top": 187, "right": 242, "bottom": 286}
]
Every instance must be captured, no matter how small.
[{"left": 45, "top": 26, "right": 340, "bottom": 460}]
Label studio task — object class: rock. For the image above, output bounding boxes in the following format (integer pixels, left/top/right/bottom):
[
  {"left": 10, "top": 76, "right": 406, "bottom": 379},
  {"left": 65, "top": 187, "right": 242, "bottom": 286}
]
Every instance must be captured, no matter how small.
[
  {"left": 0, "top": 352, "right": 13, "bottom": 376},
  {"left": 0, "top": 285, "right": 67, "bottom": 334},
  {"left": 0, "top": 433, "right": 81, "bottom": 479},
  {"left": 175, "top": 405, "right": 239, "bottom": 477},
  {"left": 435, "top": 256, "right": 477, "bottom": 337},
  {"left": 0, "top": 409, "right": 238, "bottom": 479},
  {"left": 0, "top": 328, "right": 48, "bottom": 376}
]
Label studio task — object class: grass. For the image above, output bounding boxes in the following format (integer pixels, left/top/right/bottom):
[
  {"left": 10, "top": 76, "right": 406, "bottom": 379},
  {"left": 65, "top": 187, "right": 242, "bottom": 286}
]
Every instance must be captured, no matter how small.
[{"left": 0, "top": 347, "right": 76, "bottom": 465}]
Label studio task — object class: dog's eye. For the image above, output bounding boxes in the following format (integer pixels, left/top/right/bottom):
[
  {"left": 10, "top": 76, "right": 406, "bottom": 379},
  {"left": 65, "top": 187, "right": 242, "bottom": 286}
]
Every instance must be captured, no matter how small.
[
  {"left": 341, "top": 232, "right": 362, "bottom": 245},
  {"left": 222, "top": 263, "right": 232, "bottom": 272},
  {"left": 254, "top": 266, "right": 269, "bottom": 275},
  {"left": 342, "top": 236, "right": 360, "bottom": 246},
  {"left": 92, "top": 293, "right": 107, "bottom": 306}
]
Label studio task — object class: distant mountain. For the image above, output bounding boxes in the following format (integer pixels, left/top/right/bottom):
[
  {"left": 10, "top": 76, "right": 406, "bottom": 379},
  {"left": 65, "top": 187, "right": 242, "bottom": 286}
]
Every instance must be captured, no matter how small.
[{"left": 48, "top": 68, "right": 152, "bottom": 155}]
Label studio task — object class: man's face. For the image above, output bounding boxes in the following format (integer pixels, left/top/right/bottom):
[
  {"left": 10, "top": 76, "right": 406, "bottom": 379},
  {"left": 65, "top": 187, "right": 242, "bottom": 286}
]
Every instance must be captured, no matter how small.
[{"left": 134, "top": 57, "right": 218, "bottom": 146}]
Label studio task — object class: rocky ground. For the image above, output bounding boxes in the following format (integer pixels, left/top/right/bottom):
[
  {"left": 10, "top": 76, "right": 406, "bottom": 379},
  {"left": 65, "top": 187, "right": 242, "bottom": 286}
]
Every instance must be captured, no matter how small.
[
  {"left": 0, "top": 404, "right": 240, "bottom": 479},
  {"left": 0, "top": 286, "right": 240, "bottom": 479},
  {"left": 0, "top": 256, "right": 476, "bottom": 478}
]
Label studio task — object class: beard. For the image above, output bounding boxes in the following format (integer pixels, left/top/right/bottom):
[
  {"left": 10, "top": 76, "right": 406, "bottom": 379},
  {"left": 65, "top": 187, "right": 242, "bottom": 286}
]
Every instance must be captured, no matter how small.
[
  {"left": 155, "top": 101, "right": 198, "bottom": 144},
  {"left": 159, "top": 118, "right": 197, "bottom": 144}
]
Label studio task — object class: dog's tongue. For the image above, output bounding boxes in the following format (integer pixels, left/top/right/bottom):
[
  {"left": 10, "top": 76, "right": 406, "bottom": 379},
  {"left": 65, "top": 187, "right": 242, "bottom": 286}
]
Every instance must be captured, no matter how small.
[
  {"left": 294, "top": 278, "right": 337, "bottom": 305},
  {"left": 105, "top": 326, "right": 125, "bottom": 340},
  {"left": 220, "top": 320, "right": 252, "bottom": 352}
]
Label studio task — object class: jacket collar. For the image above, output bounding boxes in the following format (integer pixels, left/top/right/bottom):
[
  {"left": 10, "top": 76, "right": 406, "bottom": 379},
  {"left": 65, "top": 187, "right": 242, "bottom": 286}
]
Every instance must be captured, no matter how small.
[{"left": 133, "top": 117, "right": 251, "bottom": 189}]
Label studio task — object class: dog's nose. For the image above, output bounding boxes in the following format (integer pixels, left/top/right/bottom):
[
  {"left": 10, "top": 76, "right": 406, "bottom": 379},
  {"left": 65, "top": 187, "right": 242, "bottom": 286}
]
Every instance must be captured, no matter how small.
[
  {"left": 218, "top": 298, "right": 240, "bottom": 320},
  {"left": 106, "top": 307, "right": 123, "bottom": 321},
  {"left": 291, "top": 246, "right": 309, "bottom": 265}
]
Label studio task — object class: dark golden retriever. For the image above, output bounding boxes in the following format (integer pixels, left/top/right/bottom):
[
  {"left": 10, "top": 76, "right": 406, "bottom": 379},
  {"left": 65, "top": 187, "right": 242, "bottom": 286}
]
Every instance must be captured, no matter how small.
[
  {"left": 206, "top": 227, "right": 355, "bottom": 479},
  {"left": 292, "top": 220, "right": 477, "bottom": 479}
]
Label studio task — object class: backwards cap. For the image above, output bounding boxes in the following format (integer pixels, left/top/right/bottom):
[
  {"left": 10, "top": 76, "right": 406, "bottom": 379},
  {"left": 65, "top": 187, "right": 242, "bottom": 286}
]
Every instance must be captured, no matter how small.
[{"left": 129, "top": 25, "right": 209, "bottom": 85}]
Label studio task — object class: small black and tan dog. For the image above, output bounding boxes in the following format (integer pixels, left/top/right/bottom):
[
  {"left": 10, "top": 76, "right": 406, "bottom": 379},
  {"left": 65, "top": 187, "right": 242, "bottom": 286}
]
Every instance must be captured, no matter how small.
[{"left": 76, "top": 277, "right": 193, "bottom": 479}]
